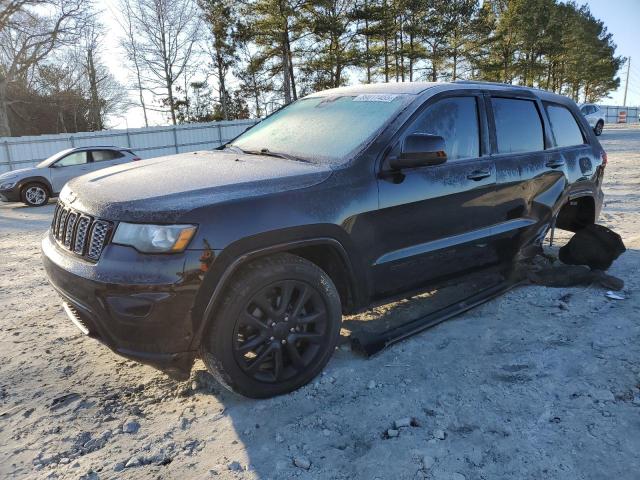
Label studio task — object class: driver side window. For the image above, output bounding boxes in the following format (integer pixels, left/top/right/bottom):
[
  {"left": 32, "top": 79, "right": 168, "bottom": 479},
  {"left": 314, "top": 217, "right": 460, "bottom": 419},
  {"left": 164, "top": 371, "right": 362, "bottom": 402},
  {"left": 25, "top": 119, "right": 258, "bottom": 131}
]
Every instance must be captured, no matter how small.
[
  {"left": 408, "top": 96, "right": 480, "bottom": 162},
  {"left": 55, "top": 151, "right": 88, "bottom": 167}
]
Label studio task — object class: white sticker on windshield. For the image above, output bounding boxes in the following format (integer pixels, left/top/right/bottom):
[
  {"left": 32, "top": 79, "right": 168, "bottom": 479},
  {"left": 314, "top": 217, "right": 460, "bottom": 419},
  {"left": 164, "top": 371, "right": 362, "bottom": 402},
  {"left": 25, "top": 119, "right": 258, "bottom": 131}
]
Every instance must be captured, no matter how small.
[{"left": 353, "top": 94, "right": 400, "bottom": 103}]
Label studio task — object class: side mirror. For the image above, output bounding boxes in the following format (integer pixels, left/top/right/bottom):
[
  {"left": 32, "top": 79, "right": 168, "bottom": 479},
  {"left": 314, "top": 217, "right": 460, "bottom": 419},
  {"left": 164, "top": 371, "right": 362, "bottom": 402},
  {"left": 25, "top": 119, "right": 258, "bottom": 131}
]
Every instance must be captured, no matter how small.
[{"left": 390, "top": 133, "right": 448, "bottom": 169}]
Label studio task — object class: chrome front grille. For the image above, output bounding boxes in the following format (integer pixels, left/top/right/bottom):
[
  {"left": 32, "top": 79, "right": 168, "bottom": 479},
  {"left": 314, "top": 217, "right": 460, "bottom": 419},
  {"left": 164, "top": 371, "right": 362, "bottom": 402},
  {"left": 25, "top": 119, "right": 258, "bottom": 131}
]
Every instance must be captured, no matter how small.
[
  {"left": 88, "top": 221, "right": 111, "bottom": 260},
  {"left": 51, "top": 202, "right": 113, "bottom": 261},
  {"left": 73, "top": 216, "right": 91, "bottom": 255},
  {"left": 63, "top": 212, "right": 78, "bottom": 248}
]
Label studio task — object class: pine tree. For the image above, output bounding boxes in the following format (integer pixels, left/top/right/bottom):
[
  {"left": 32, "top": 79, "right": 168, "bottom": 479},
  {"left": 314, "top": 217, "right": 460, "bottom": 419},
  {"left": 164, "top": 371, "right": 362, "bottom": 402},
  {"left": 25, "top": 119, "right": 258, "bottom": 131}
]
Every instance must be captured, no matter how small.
[
  {"left": 302, "top": 0, "right": 359, "bottom": 90},
  {"left": 239, "top": 0, "right": 306, "bottom": 104},
  {"left": 199, "top": 0, "right": 237, "bottom": 120}
]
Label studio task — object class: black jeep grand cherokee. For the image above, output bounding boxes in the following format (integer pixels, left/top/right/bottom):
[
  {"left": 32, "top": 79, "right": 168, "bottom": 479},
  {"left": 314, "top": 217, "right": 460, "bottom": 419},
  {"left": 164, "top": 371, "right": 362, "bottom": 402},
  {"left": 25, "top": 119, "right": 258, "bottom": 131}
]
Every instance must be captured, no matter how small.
[{"left": 42, "top": 82, "right": 605, "bottom": 398}]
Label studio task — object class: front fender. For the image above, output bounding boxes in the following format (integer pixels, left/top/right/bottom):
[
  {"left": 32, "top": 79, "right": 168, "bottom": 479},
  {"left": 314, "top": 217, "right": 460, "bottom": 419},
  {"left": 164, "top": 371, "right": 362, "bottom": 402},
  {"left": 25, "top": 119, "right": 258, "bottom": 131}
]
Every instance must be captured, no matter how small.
[
  {"left": 16, "top": 175, "right": 54, "bottom": 195},
  {"left": 187, "top": 227, "right": 367, "bottom": 351}
]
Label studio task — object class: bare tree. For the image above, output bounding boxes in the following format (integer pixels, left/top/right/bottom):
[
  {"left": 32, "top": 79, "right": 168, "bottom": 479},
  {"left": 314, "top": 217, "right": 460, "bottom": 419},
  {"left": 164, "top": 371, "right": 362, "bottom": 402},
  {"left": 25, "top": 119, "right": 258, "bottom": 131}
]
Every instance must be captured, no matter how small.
[
  {"left": 117, "top": 0, "right": 149, "bottom": 127},
  {"left": 80, "top": 21, "right": 129, "bottom": 130},
  {"left": 0, "top": 0, "right": 39, "bottom": 30},
  {"left": 0, "top": 0, "right": 88, "bottom": 136},
  {"left": 124, "top": 0, "right": 201, "bottom": 125}
]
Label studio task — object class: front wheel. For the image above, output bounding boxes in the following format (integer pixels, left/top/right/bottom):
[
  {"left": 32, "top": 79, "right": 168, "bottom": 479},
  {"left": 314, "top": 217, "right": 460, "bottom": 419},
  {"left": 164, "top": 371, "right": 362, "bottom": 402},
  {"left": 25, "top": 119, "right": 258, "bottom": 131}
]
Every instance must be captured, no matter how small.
[
  {"left": 21, "top": 182, "right": 49, "bottom": 207},
  {"left": 200, "top": 253, "right": 342, "bottom": 398},
  {"left": 594, "top": 120, "right": 604, "bottom": 136}
]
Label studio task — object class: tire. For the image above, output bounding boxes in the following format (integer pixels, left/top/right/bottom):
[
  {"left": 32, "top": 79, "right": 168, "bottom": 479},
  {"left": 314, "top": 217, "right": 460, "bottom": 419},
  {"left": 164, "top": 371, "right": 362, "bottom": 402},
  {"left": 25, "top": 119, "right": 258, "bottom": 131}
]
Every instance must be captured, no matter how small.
[
  {"left": 594, "top": 120, "right": 604, "bottom": 136},
  {"left": 200, "top": 253, "right": 342, "bottom": 398},
  {"left": 20, "top": 182, "right": 49, "bottom": 207}
]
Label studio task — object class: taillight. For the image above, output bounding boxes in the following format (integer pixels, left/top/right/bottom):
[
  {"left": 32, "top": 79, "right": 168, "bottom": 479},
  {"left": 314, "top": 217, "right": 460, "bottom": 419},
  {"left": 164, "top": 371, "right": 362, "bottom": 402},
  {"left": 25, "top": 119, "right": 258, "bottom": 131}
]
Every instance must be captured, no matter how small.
[
  {"left": 601, "top": 151, "right": 608, "bottom": 167},
  {"left": 132, "top": 157, "right": 141, "bottom": 161}
]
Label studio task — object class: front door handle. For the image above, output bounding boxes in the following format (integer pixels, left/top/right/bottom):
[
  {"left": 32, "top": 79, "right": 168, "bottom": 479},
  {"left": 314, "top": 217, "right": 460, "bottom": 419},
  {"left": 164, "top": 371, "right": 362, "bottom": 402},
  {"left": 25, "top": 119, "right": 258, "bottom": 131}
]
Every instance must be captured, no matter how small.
[
  {"left": 545, "top": 159, "right": 565, "bottom": 169},
  {"left": 467, "top": 169, "right": 492, "bottom": 181}
]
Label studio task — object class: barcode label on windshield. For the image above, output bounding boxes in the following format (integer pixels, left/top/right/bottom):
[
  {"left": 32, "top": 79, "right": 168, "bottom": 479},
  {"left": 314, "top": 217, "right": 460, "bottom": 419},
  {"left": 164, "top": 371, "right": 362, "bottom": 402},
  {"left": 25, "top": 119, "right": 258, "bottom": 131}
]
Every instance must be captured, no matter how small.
[{"left": 353, "top": 94, "right": 400, "bottom": 103}]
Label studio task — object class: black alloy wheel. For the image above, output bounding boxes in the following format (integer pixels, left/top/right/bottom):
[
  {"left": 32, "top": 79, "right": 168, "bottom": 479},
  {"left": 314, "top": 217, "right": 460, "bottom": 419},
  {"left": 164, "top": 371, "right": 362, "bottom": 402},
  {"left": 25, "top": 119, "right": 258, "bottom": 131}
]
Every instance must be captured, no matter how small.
[
  {"left": 200, "top": 253, "right": 342, "bottom": 398},
  {"left": 233, "top": 280, "right": 330, "bottom": 383}
]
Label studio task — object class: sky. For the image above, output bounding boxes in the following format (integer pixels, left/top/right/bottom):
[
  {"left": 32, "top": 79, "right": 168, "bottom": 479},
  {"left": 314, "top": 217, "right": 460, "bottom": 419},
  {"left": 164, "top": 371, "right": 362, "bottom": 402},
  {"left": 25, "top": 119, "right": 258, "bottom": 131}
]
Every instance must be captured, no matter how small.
[{"left": 98, "top": 0, "right": 640, "bottom": 130}]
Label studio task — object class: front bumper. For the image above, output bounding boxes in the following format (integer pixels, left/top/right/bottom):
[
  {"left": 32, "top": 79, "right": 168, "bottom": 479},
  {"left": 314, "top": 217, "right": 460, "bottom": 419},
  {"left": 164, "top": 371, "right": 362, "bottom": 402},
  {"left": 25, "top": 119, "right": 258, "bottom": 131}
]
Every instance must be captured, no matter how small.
[
  {"left": 0, "top": 184, "right": 21, "bottom": 202},
  {"left": 41, "top": 231, "right": 211, "bottom": 379}
]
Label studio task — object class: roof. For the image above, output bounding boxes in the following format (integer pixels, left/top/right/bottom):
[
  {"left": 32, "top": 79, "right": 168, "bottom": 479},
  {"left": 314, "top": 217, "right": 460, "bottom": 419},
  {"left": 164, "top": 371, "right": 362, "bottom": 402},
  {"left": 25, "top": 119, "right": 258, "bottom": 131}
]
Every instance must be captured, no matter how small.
[
  {"left": 309, "top": 80, "right": 570, "bottom": 103},
  {"left": 312, "top": 82, "right": 440, "bottom": 96},
  {"left": 69, "top": 145, "right": 129, "bottom": 152}
]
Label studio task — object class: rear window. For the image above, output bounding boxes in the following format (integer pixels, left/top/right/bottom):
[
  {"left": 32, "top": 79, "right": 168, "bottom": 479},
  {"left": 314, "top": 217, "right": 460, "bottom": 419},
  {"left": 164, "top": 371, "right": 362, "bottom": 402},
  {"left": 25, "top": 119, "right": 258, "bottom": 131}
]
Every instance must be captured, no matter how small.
[
  {"left": 92, "top": 150, "right": 123, "bottom": 162},
  {"left": 492, "top": 98, "right": 544, "bottom": 154},
  {"left": 544, "top": 103, "right": 585, "bottom": 148}
]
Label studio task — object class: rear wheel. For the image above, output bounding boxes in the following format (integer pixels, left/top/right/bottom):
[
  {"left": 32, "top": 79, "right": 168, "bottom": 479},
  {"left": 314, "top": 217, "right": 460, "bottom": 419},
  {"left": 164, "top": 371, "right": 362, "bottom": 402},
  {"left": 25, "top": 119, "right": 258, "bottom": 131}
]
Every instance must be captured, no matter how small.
[
  {"left": 594, "top": 120, "right": 604, "bottom": 136},
  {"left": 200, "top": 253, "right": 342, "bottom": 398},
  {"left": 20, "top": 182, "right": 49, "bottom": 207}
]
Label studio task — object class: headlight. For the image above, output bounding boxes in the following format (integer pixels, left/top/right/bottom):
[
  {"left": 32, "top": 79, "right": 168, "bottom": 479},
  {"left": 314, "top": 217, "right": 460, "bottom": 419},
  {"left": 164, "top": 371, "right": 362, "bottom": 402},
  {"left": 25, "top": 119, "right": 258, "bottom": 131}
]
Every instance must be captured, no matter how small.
[
  {"left": 0, "top": 181, "right": 16, "bottom": 190},
  {"left": 112, "top": 223, "right": 197, "bottom": 253}
]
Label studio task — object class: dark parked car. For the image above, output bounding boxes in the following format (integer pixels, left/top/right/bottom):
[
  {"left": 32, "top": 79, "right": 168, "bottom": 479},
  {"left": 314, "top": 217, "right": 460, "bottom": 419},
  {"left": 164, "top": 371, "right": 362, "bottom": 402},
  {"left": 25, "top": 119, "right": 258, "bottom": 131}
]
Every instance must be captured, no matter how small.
[
  {"left": 42, "top": 82, "right": 605, "bottom": 398},
  {"left": 0, "top": 146, "right": 140, "bottom": 206}
]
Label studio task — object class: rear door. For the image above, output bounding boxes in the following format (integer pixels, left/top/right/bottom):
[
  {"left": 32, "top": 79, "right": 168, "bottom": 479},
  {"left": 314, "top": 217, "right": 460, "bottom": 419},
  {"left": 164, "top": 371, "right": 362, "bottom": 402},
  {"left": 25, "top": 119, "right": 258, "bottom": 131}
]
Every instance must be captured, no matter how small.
[
  {"left": 49, "top": 151, "right": 91, "bottom": 192},
  {"left": 584, "top": 105, "right": 598, "bottom": 128},
  {"left": 543, "top": 100, "right": 599, "bottom": 197},
  {"left": 370, "top": 92, "right": 501, "bottom": 299},
  {"left": 485, "top": 94, "right": 556, "bottom": 259}
]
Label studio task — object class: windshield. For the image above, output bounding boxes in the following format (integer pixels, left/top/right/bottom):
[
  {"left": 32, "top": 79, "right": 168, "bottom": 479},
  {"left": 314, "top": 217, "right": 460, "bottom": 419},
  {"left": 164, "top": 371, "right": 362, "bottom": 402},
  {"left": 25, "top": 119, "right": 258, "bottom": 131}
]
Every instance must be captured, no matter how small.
[
  {"left": 231, "top": 94, "right": 411, "bottom": 166},
  {"left": 37, "top": 149, "right": 74, "bottom": 168}
]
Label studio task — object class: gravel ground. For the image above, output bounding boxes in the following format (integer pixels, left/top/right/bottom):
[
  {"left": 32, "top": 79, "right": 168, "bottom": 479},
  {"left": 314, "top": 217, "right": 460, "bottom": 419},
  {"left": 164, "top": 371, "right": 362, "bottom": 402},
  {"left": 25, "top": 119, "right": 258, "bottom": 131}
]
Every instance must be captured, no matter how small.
[{"left": 1, "top": 128, "right": 639, "bottom": 480}]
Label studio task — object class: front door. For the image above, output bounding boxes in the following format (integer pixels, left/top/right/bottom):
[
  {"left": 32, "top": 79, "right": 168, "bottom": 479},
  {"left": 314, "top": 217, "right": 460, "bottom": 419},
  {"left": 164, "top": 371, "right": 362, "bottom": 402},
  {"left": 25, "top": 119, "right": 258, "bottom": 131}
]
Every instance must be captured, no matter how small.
[
  {"left": 49, "top": 151, "right": 91, "bottom": 192},
  {"left": 369, "top": 93, "right": 502, "bottom": 300}
]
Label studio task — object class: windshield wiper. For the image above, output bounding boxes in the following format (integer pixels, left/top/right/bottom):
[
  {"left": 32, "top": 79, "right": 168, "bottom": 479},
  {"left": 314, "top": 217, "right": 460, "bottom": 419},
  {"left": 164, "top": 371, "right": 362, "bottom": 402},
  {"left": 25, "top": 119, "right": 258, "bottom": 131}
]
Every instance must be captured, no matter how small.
[
  {"left": 244, "top": 148, "right": 311, "bottom": 163},
  {"left": 222, "top": 144, "right": 245, "bottom": 154},
  {"left": 224, "top": 144, "right": 311, "bottom": 163}
]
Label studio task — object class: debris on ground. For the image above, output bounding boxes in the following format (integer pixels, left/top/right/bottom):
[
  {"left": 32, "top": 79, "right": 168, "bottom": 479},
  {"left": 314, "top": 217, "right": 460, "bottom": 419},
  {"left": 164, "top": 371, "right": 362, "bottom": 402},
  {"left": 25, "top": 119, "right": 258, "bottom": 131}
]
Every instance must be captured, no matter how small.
[
  {"left": 605, "top": 291, "right": 625, "bottom": 300},
  {"left": 559, "top": 224, "right": 626, "bottom": 270},
  {"left": 293, "top": 457, "right": 311, "bottom": 470}
]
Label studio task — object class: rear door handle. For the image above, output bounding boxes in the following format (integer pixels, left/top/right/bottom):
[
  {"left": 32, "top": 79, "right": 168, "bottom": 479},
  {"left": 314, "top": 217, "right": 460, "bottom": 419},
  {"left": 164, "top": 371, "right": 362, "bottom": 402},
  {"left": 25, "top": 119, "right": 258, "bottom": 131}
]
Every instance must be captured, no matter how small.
[
  {"left": 467, "top": 169, "right": 492, "bottom": 181},
  {"left": 545, "top": 160, "right": 565, "bottom": 169}
]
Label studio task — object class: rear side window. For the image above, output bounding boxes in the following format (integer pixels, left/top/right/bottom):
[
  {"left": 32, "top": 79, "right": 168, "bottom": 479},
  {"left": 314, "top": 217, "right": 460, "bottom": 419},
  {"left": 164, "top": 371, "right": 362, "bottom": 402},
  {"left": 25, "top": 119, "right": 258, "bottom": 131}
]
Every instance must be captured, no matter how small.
[
  {"left": 409, "top": 96, "right": 480, "bottom": 161},
  {"left": 92, "top": 150, "right": 123, "bottom": 162},
  {"left": 544, "top": 103, "right": 585, "bottom": 148},
  {"left": 492, "top": 98, "right": 544, "bottom": 154}
]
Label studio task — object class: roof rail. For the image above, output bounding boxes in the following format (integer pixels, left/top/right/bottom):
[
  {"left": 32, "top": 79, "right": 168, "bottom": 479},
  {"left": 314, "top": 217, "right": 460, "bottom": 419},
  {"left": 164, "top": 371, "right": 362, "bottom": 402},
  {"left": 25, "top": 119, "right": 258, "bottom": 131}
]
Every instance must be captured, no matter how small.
[{"left": 453, "top": 80, "right": 530, "bottom": 89}]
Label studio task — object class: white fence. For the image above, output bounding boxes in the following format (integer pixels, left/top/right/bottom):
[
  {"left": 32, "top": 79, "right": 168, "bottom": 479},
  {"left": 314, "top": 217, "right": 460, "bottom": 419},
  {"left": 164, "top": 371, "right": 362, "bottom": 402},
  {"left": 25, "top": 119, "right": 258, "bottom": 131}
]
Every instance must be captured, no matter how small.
[
  {"left": 597, "top": 105, "right": 640, "bottom": 124},
  {"left": 0, "top": 119, "right": 258, "bottom": 173}
]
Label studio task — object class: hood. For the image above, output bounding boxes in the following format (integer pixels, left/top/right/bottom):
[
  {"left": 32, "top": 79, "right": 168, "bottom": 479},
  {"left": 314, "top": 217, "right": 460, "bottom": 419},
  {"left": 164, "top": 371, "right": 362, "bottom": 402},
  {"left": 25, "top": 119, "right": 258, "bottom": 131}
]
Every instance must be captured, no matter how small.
[
  {"left": 61, "top": 150, "right": 332, "bottom": 221},
  {"left": 0, "top": 167, "right": 42, "bottom": 182}
]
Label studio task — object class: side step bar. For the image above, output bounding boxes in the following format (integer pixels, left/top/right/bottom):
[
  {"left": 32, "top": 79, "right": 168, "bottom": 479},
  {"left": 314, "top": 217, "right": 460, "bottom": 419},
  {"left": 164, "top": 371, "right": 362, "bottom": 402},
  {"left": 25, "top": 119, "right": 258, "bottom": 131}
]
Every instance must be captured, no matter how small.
[{"left": 350, "top": 280, "right": 523, "bottom": 357}]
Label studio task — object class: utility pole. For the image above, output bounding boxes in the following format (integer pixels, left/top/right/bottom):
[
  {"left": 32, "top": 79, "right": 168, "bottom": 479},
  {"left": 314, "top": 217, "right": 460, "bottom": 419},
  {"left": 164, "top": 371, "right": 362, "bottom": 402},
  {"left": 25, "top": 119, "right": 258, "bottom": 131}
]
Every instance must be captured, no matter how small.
[{"left": 623, "top": 57, "right": 631, "bottom": 107}]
